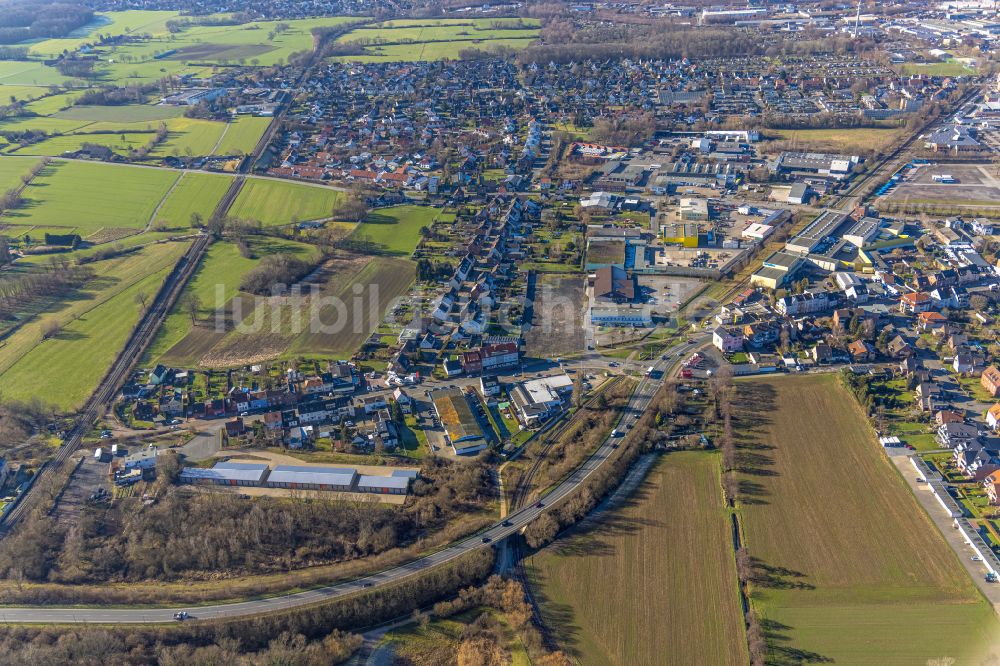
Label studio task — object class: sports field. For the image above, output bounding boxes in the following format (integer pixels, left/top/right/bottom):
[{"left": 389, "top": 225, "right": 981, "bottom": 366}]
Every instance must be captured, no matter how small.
[
  {"left": 527, "top": 451, "right": 748, "bottom": 665},
  {"left": 735, "top": 374, "right": 1000, "bottom": 664},
  {"left": 2, "top": 160, "right": 178, "bottom": 236},
  {"left": 349, "top": 205, "right": 437, "bottom": 256},
  {"left": 0, "top": 241, "right": 189, "bottom": 411},
  {"left": 228, "top": 177, "right": 342, "bottom": 226}
]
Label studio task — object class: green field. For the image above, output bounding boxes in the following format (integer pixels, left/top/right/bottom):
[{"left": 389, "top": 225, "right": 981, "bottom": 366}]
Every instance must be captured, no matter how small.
[
  {"left": 0, "top": 242, "right": 189, "bottom": 411},
  {"left": 52, "top": 104, "right": 185, "bottom": 123},
  {"left": 89, "top": 16, "right": 360, "bottom": 83},
  {"left": 25, "top": 10, "right": 181, "bottom": 58},
  {"left": 147, "top": 236, "right": 319, "bottom": 367},
  {"left": 151, "top": 171, "right": 232, "bottom": 229},
  {"left": 10, "top": 132, "right": 153, "bottom": 157},
  {"left": 2, "top": 160, "right": 178, "bottom": 235},
  {"left": 0, "top": 156, "right": 36, "bottom": 190},
  {"left": 349, "top": 204, "right": 437, "bottom": 256},
  {"left": 334, "top": 18, "right": 539, "bottom": 62},
  {"left": 215, "top": 116, "right": 271, "bottom": 156},
  {"left": 735, "top": 374, "right": 1000, "bottom": 664},
  {"left": 228, "top": 177, "right": 342, "bottom": 226},
  {"left": 0, "top": 60, "right": 70, "bottom": 87},
  {"left": 527, "top": 452, "right": 748, "bottom": 665},
  {"left": 0, "top": 85, "right": 48, "bottom": 103},
  {"left": 21, "top": 91, "right": 82, "bottom": 116}
]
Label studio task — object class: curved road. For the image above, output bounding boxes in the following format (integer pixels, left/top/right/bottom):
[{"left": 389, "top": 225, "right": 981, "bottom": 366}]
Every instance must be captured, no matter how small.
[{"left": 0, "top": 334, "right": 707, "bottom": 624}]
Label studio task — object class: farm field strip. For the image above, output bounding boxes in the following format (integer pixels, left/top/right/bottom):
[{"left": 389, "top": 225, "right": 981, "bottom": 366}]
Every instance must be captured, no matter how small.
[
  {"left": 227, "top": 177, "right": 342, "bottom": 226},
  {"left": 527, "top": 451, "right": 748, "bottom": 666},
  {"left": 735, "top": 374, "right": 1000, "bottom": 664},
  {"left": 1, "top": 159, "right": 179, "bottom": 235},
  {"left": 0, "top": 241, "right": 190, "bottom": 411}
]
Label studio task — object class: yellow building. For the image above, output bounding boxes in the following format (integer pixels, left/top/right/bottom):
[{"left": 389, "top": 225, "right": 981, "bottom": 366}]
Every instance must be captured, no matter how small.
[{"left": 660, "top": 223, "right": 700, "bottom": 247}]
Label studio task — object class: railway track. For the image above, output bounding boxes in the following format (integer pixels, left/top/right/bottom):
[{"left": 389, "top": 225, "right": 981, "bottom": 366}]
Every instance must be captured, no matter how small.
[
  {"left": 1, "top": 164, "right": 247, "bottom": 534},
  {"left": 506, "top": 375, "right": 625, "bottom": 513}
]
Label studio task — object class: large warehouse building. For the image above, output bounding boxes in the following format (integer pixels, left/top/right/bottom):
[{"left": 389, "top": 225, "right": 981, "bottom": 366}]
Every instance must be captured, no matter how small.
[
  {"left": 432, "top": 388, "right": 488, "bottom": 455},
  {"left": 179, "top": 461, "right": 416, "bottom": 494}
]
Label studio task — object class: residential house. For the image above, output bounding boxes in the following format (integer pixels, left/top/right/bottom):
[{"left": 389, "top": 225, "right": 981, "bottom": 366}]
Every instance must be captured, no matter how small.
[
  {"left": 937, "top": 421, "right": 980, "bottom": 449},
  {"left": 899, "top": 292, "right": 931, "bottom": 314},
  {"left": 983, "top": 366, "right": 1000, "bottom": 397},
  {"left": 712, "top": 326, "right": 745, "bottom": 353}
]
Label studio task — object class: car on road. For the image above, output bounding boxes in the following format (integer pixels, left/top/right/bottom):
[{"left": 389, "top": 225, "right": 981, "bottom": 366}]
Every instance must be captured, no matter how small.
[
  {"left": 481, "top": 536, "right": 492, "bottom": 543},
  {"left": 502, "top": 520, "right": 512, "bottom": 527},
  {"left": 972, "top": 555, "right": 983, "bottom": 561},
  {"left": 173, "top": 611, "right": 189, "bottom": 621},
  {"left": 362, "top": 582, "right": 373, "bottom": 588}
]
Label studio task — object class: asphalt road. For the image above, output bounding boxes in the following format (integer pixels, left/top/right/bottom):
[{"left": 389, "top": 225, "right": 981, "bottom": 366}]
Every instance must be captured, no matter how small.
[{"left": 0, "top": 335, "right": 706, "bottom": 624}]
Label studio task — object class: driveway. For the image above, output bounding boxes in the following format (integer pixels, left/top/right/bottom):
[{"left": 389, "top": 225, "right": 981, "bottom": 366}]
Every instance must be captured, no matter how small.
[{"left": 891, "top": 454, "right": 1000, "bottom": 608}]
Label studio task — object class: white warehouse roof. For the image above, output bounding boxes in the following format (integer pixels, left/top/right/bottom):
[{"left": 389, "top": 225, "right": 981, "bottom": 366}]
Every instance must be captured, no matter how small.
[
  {"left": 179, "top": 462, "right": 269, "bottom": 484},
  {"left": 357, "top": 475, "right": 411, "bottom": 490},
  {"left": 267, "top": 465, "right": 357, "bottom": 487}
]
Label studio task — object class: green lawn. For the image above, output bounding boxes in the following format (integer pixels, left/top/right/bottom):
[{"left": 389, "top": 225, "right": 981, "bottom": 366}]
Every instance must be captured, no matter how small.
[
  {"left": 228, "top": 177, "right": 342, "bottom": 226},
  {"left": 349, "top": 204, "right": 438, "bottom": 256},
  {"left": 2, "top": 160, "right": 178, "bottom": 235},
  {"left": 152, "top": 171, "right": 233, "bottom": 229},
  {"left": 0, "top": 242, "right": 189, "bottom": 411}
]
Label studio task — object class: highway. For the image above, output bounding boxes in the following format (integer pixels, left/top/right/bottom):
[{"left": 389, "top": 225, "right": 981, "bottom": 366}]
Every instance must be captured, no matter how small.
[{"left": 0, "top": 334, "right": 707, "bottom": 624}]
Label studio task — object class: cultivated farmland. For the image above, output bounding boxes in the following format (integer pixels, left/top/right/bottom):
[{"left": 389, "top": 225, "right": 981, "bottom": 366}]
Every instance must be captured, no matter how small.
[
  {"left": 2, "top": 160, "right": 178, "bottom": 238},
  {"left": 146, "top": 237, "right": 318, "bottom": 367},
  {"left": 527, "top": 451, "right": 748, "bottom": 666},
  {"left": 290, "top": 255, "right": 416, "bottom": 357},
  {"left": 228, "top": 177, "right": 342, "bottom": 226},
  {"left": 735, "top": 374, "right": 1000, "bottom": 664},
  {"left": 215, "top": 116, "right": 272, "bottom": 156}
]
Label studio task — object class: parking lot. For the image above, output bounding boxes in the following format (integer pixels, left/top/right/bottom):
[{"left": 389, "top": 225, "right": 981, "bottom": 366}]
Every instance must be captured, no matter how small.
[{"left": 886, "top": 162, "right": 1000, "bottom": 207}]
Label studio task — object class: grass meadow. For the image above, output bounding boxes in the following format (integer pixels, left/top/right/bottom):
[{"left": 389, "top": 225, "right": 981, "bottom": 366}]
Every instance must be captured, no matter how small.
[
  {"left": 349, "top": 204, "right": 438, "bottom": 256},
  {"left": 215, "top": 116, "right": 272, "bottom": 155},
  {"left": 228, "top": 177, "right": 342, "bottom": 226},
  {"left": 734, "top": 374, "right": 1000, "bottom": 664},
  {"left": 334, "top": 18, "right": 539, "bottom": 62},
  {"left": 152, "top": 171, "right": 232, "bottom": 229},
  {"left": 0, "top": 241, "right": 189, "bottom": 411},
  {"left": 3, "top": 160, "right": 178, "bottom": 237}
]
